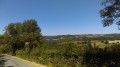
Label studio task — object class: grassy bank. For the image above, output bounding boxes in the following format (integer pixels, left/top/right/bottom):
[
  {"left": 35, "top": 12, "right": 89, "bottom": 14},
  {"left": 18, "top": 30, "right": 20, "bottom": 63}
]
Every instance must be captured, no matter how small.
[
  {"left": 15, "top": 44, "right": 120, "bottom": 67},
  {"left": 15, "top": 43, "right": 88, "bottom": 67}
]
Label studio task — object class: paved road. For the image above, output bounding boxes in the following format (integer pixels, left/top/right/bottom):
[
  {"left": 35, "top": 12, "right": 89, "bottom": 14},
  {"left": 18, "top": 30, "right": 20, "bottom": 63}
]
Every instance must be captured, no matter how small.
[{"left": 0, "top": 55, "right": 30, "bottom": 67}]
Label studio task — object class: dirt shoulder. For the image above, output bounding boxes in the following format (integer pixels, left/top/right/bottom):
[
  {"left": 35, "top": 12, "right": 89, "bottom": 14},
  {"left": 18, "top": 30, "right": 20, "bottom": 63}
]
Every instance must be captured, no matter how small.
[{"left": 8, "top": 54, "right": 47, "bottom": 67}]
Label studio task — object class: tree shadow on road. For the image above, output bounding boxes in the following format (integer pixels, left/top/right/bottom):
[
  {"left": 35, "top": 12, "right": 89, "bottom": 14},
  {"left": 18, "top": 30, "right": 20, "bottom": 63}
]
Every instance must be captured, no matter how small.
[
  {"left": 7, "top": 66, "right": 14, "bottom": 67},
  {"left": 0, "top": 55, "right": 14, "bottom": 67}
]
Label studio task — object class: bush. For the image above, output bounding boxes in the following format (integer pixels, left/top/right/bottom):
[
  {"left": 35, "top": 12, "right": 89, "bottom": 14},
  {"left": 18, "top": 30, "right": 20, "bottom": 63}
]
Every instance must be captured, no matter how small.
[
  {"left": 104, "top": 40, "right": 109, "bottom": 44},
  {"left": 15, "top": 43, "right": 89, "bottom": 67},
  {"left": 10, "top": 42, "right": 120, "bottom": 67},
  {"left": 83, "top": 44, "right": 120, "bottom": 67},
  {"left": 0, "top": 45, "right": 11, "bottom": 54}
]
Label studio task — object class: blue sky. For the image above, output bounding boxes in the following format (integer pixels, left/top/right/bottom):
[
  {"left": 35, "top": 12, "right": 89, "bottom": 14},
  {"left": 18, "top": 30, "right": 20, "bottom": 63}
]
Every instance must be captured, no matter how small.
[{"left": 0, "top": 0, "right": 119, "bottom": 35}]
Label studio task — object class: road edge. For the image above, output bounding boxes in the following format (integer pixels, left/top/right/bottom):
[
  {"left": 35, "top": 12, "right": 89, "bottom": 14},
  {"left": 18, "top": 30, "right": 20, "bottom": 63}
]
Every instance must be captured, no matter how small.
[{"left": 5, "top": 54, "right": 47, "bottom": 67}]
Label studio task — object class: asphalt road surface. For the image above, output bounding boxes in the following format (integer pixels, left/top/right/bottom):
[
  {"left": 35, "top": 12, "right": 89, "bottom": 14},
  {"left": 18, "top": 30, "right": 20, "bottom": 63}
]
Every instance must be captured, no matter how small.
[{"left": 0, "top": 55, "right": 30, "bottom": 67}]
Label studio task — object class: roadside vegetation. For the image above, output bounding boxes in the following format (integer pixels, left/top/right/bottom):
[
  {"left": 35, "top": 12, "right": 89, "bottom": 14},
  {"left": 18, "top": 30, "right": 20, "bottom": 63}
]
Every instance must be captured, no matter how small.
[
  {"left": 0, "top": 0, "right": 120, "bottom": 66},
  {"left": 0, "top": 19, "right": 120, "bottom": 67}
]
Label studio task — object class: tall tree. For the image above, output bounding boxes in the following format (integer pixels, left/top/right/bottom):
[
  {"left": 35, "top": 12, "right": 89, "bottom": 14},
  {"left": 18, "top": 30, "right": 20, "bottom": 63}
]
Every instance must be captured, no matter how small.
[
  {"left": 4, "top": 22, "right": 23, "bottom": 55},
  {"left": 100, "top": 0, "right": 120, "bottom": 27},
  {"left": 4, "top": 19, "right": 43, "bottom": 55},
  {"left": 22, "top": 19, "right": 43, "bottom": 50}
]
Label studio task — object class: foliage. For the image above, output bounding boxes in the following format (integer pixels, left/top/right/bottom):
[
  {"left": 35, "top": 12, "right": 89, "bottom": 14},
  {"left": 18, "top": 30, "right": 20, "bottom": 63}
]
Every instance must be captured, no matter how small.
[
  {"left": 104, "top": 40, "right": 109, "bottom": 44},
  {"left": 100, "top": 0, "right": 120, "bottom": 27},
  {"left": 15, "top": 41, "right": 120, "bottom": 67},
  {"left": 83, "top": 44, "right": 120, "bottom": 67},
  {"left": 0, "top": 45, "right": 11, "bottom": 54},
  {"left": 1, "top": 20, "right": 120, "bottom": 67},
  {"left": 4, "top": 19, "right": 43, "bottom": 55},
  {"left": 15, "top": 43, "right": 90, "bottom": 67}
]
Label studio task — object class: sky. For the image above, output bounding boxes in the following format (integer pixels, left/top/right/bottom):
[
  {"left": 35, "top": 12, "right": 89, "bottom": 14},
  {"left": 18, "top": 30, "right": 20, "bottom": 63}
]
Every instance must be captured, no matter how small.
[{"left": 0, "top": 0, "right": 120, "bottom": 35}]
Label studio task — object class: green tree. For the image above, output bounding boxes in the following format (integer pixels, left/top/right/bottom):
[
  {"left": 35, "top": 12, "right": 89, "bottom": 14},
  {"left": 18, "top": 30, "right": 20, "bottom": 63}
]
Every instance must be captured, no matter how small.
[
  {"left": 100, "top": 0, "right": 120, "bottom": 27},
  {"left": 4, "top": 22, "right": 23, "bottom": 55},
  {"left": 22, "top": 19, "right": 43, "bottom": 50},
  {"left": 4, "top": 19, "right": 43, "bottom": 55}
]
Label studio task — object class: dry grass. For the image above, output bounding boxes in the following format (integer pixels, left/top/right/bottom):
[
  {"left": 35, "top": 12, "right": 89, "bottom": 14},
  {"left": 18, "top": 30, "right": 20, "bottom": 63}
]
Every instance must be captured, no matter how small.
[
  {"left": 10, "top": 55, "right": 47, "bottom": 67},
  {"left": 109, "top": 40, "right": 120, "bottom": 43}
]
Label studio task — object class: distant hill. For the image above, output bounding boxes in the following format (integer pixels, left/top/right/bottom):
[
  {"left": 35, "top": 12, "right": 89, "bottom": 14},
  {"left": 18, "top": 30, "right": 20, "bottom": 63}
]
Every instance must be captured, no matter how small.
[{"left": 44, "top": 34, "right": 120, "bottom": 41}]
